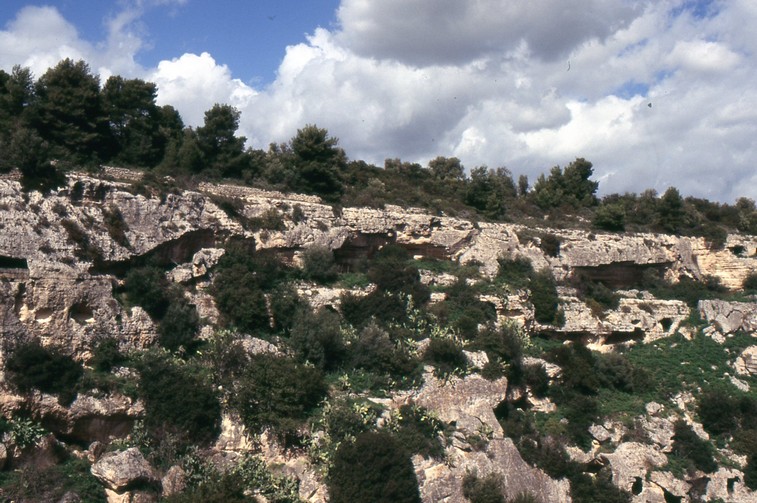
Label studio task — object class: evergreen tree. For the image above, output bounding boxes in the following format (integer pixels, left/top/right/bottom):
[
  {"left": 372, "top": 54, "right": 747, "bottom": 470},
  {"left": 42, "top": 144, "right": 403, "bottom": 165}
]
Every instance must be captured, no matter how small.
[
  {"left": 33, "top": 58, "right": 108, "bottom": 166},
  {"left": 196, "top": 103, "right": 249, "bottom": 178},
  {"left": 102, "top": 76, "right": 164, "bottom": 167}
]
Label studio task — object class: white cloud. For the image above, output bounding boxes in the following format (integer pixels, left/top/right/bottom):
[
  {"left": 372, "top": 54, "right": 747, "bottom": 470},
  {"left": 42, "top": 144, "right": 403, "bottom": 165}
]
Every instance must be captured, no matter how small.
[
  {"left": 149, "top": 52, "right": 256, "bottom": 126},
  {"left": 0, "top": 6, "right": 92, "bottom": 78},
  {"left": 335, "top": 0, "right": 638, "bottom": 65}
]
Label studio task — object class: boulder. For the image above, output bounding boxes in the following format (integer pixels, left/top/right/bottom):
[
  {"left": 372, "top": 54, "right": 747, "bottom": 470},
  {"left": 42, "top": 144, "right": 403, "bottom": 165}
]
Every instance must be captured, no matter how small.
[
  {"left": 601, "top": 442, "right": 667, "bottom": 493},
  {"left": 699, "top": 299, "right": 757, "bottom": 334},
  {"left": 91, "top": 448, "right": 159, "bottom": 493},
  {"left": 161, "top": 465, "right": 187, "bottom": 498},
  {"left": 735, "top": 346, "right": 757, "bottom": 376}
]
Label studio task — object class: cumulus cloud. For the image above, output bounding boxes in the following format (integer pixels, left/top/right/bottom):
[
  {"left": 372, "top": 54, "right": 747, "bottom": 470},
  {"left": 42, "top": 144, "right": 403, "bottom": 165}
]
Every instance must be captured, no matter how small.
[
  {"left": 149, "top": 52, "right": 256, "bottom": 126},
  {"left": 0, "top": 6, "right": 93, "bottom": 78},
  {"left": 335, "top": 0, "right": 638, "bottom": 65}
]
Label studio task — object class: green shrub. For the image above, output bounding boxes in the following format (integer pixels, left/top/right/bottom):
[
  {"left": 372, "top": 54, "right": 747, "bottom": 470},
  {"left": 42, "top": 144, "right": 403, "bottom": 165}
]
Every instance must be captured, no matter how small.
[
  {"left": 595, "top": 352, "right": 650, "bottom": 393},
  {"left": 539, "top": 233, "right": 561, "bottom": 257},
  {"left": 90, "top": 336, "right": 125, "bottom": 372},
  {"left": 670, "top": 419, "right": 718, "bottom": 474},
  {"left": 302, "top": 245, "right": 338, "bottom": 283},
  {"left": 158, "top": 296, "right": 200, "bottom": 353},
  {"left": 289, "top": 307, "right": 346, "bottom": 371},
  {"left": 522, "top": 363, "right": 550, "bottom": 398},
  {"left": 390, "top": 404, "right": 446, "bottom": 459},
  {"left": 496, "top": 255, "right": 534, "bottom": 288},
  {"left": 530, "top": 269, "right": 561, "bottom": 325},
  {"left": 103, "top": 205, "right": 130, "bottom": 247},
  {"left": 268, "top": 283, "right": 304, "bottom": 334},
  {"left": 745, "top": 454, "right": 757, "bottom": 490},
  {"left": 0, "top": 457, "right": 106, "bottom": 503},
  {"left": 349, "top": 322, "right": 420, "bottom": 381},
  {"left": 593, "top": 203, "right": 626, "bottom": 231},
  {"left": 462, "top": 472, "right": 505, "bottom": 503},
  {"left": 5, "top": 341, "right": 83, "bottom": 405},
  {"left": 233, "top": 354, "right": 327, "bottom": 438},
  {"left": 743, "top": 272, "right": 757, "bottom": 293},
  {"left": 135, "top": 352, "right": 221, "bottom": 445},
  {"left": 328, "top": 431, "right": 421, "bottom": 503},
  {"left": 123, "top": 266, "right": 170, "bottom": 319},
  {"left": 423, "top": 337, "right": 468, "bottom": 378},
  {"left": 697, "top": 390, "right": 740, "bottom": 436}
]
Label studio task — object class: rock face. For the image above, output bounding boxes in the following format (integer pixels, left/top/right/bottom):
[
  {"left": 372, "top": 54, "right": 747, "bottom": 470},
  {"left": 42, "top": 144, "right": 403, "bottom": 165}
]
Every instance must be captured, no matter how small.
[
  {"left": 699, "top": 299, "right": 757, "bottom": 334},
  {"left": 91, "top": 448, "right": 159, "bottom": 492},
  {"left": 2, "top": 173, "right": 757, "bottom": 502},
  {"left": 403, "top": 372, "right": 571, "bottom": 502},
  {"left": 735, "top": 346, "right": 757, "bottom": 376}
]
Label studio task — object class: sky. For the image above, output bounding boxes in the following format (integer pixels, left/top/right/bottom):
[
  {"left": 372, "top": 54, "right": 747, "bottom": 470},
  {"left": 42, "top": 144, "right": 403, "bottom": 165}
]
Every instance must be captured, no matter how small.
[{"left": 1, "top": 0, "right": 756, "bottom": 203}]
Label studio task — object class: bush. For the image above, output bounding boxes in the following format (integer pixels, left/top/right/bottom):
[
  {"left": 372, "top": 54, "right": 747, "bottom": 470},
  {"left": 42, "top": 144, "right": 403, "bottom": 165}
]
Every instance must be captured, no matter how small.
[
  {"left": 289, "top": 307, "right": 346, "bottom": 371},
  {"left": 5, "top": 341, "right": 83, "bottom": 405},
  {"left": 123, "top": 266, "right": 170, "bottom": 319},
  {"left": 462, "top": 472, "right": 505, "bottom": 503},
  {"left": 135, "top": 352, "right": 221, "bottom": 445},
  {"left": 697, "top": 390, "right": 740, "bottom": 436},
  {"left": 593, "top": 203, "right": 626, "bottom": 231},
  {"left": 496, "top": 255, "right": 534, "bottom": 288},
  {"left": 302, "top": 245, "right": 338, "bottom": 283},
  {"left": 423, "top": 337, "right": 467, "bottom": 378},
  {"left": 350, "top": 322, "right": 420, "bottom": 381},
  {"left": 90, "top": 337, "right": 125, "bottom": 372},
  {"left": 233, "top": 354, "right": 327, "bottom": 437},
  {"left": 158, "top": 296, "right": 200, "bottom": 353},
  {"left": 670, "top": 420, "right": 718, "bottom": 474},
  {"left": 390, "top": 404, "right": 446, "bottom": 459},
  {"left": 743, "top": 272, "right": 757, "bottom": 293},
  {"left": 530, "top": 269, "right": 561, "bottom": 325},
  {"left": 745, "top": 454, "right": 757, "bottom": 490},
  {"left": 328, "top": 431, "right": 421, "bottom": 503},
  {"left": 540, "top": 233, "right": 561, "bottom": 257}
]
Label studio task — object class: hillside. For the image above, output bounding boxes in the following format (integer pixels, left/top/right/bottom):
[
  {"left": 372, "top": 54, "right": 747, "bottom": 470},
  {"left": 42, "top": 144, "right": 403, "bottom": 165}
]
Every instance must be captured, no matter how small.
[{"left": 0, "top": 169, "right": 756, "bottom": 502}]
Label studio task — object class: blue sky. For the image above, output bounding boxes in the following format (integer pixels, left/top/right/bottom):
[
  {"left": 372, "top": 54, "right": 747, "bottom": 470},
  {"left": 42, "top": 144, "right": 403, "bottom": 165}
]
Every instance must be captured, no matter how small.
[
  {"left": 0, "top": 0, "right": 341, "bottom": 84},
  {"left": 1, "top": 0, "right": 756, "bottom": 203}
]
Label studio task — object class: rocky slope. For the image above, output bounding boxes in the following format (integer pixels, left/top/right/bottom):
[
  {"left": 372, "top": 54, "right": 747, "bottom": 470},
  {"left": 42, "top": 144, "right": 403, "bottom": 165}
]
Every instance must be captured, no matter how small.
[{"left": 0, "top": 170, "right": 756, "bottom": 502}]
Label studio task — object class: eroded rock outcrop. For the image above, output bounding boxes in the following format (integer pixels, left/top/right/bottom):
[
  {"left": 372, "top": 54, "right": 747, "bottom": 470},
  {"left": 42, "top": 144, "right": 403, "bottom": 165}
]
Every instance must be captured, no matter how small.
[
  {"left": 402, "top": 372, "right": 572, "bottom": 502},
  {"left": 700, "top": 299, "right": 757, "bottom": 334}
]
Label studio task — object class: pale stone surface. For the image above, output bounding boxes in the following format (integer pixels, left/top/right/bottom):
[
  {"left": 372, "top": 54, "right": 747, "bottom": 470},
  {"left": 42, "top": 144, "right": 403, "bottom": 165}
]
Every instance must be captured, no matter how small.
[
  {"left": 699, "top": 299, "right": 757, "bottom": 334},
  {"left": 705, "top": 467, "right": 757, "bottom": 503},
  {"left": 648, "top": 471, "right": 691, "bottom": 499},
  {"left": 735, "top": 346, "right": 757, "bottom": 376},
  {"left": 601, "top": 442, "right": 667, "bottom": 493},
  {"left": 161, "top": 466, "right": 187, "bottom": 497},
  {"left": 404, "top": 371, "right": 571, "bottom": 502},
  {"left": 91, "top": 448, "right": 158, "bottom": 492}
]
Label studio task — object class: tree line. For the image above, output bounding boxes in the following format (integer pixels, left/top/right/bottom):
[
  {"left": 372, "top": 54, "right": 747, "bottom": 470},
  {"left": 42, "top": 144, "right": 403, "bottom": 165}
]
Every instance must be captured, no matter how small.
[{"left": 2, "top": 58, "right": 756, "bottom": 240}]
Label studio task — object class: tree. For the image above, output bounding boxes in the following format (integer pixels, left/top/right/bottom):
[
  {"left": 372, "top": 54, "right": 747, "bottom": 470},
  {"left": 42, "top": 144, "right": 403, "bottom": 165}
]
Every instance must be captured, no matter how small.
[
  {"left": 289, "top": 124, "right": 345, "bottom": 199},
  {"left": 657, "top": 187, "right": 686, "bottom": 234},
  {"left": 429, "top": 156, "right": 464, "bottom": 181},
  {"left": 0, "top": 126, "right": 63, "bottom": 192},
  {"left": 465, "top": 166, "right": 517, "bottom": 219},
  {"left": 289, "top": 307, "right": 346, "bottom": 371},
  {"left": 102, "top": 76, "right": 164, "bottom": 167},
  {"left": 233, "top": 354, "right": 327, "bottom": 436},
  {"left": 196, "top": 103, "right": 249, "bottom": 178},
  {"left": 532, "top": 158, "right": 598, "bottom": 209},
  {"left": 0, "top": 65, "right": 35, "bottom": 136},
  {"left": 328, "top": 431, "right": 421, "bottom": 503},
  {"left": 33, "top": 58, "right": 108, "bottom": 166}
]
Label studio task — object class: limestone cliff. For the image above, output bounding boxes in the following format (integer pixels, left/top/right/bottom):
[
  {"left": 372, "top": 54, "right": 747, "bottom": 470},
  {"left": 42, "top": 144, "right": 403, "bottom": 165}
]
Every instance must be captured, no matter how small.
[{"left": 1, "top": 171, "right": 756, "bottom": 503}]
